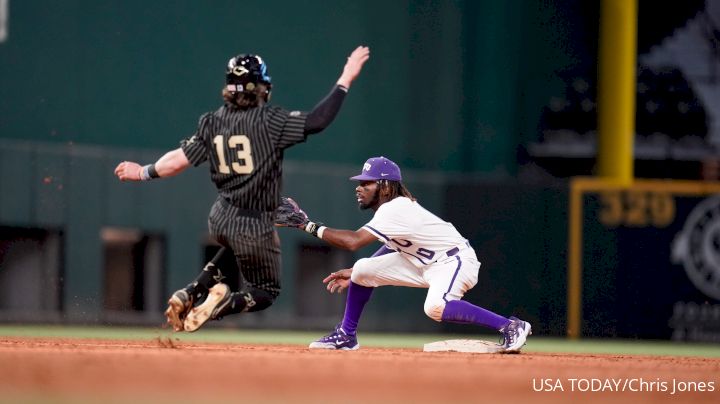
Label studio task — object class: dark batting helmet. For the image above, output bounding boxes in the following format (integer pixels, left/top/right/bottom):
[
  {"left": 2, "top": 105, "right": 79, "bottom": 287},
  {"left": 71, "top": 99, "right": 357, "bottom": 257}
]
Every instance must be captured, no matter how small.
[{"left": 225, "top": 54, "right": 272, "bottom": 94}]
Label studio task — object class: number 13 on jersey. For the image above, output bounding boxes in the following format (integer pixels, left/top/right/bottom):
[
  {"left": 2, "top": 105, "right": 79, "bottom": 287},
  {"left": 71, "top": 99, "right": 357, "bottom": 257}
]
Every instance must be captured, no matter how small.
[{"left": 213, "top": 135, "right": 254, "bottom": 174}]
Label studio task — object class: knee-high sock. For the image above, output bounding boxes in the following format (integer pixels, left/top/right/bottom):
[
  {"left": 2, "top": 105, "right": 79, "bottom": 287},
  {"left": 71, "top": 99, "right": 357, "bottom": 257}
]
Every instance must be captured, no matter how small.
[
  {"left": 440, "top": 300, "right": 510, "bottom": 331},
  {"left": 340, "top": 282, "right": 373, "bottom": 336},
  {"left": 186, "top": 247, "right": 232, "bottom": 297},
  {"left": 220, "top": 286, "right": 275, "bottom": 317},
  {"left": 340, "top": 246, "right": 391, "bottom": 335}
]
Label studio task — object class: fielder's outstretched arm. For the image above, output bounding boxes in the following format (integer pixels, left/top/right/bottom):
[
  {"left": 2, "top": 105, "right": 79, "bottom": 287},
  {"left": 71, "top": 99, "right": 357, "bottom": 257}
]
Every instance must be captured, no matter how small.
[
  {"left": 313, "top": 227, "right": 376, "bottom": 252},
  {"left": 114, "top": 148, "right": 190, "bottom": 182},
  {"left": 274, "top": 195, "right": 377, "bottom": 250}
]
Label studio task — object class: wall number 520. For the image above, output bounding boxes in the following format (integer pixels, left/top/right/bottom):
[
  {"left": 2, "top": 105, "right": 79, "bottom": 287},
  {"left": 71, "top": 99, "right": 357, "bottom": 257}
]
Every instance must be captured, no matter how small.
[
  {"left": 599, "top": 191, "right": 675, "bottom": 228},
  {"left": 213, "top": 135, "right": 254, "bottom": 174}
]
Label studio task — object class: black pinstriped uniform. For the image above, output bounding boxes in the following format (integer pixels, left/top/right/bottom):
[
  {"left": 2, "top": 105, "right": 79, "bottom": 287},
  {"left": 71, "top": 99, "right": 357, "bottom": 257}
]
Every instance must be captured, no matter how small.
[{"left": 180, "top": 104, "right": 307, "bottom": 300}]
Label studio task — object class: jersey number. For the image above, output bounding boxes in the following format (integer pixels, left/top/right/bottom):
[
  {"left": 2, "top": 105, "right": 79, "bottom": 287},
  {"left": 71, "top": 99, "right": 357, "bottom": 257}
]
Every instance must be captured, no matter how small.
[
  {"left": 213, "top": 135, "right": 254, "bottom": 174},
  {"left": 392, "top": 238, "right": 436, "bottom": 261}
]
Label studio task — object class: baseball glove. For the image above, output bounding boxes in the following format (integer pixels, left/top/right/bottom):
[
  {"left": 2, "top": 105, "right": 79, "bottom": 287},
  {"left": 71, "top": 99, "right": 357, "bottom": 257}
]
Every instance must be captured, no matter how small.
[{"left": 274, "top": 196, "right": 310, "bottom": 228}]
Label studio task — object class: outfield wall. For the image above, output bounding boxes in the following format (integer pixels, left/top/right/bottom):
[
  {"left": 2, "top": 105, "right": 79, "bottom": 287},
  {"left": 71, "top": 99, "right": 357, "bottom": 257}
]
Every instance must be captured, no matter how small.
[{"left": 2, "top": 140, "right": 720, "bottom": 342}]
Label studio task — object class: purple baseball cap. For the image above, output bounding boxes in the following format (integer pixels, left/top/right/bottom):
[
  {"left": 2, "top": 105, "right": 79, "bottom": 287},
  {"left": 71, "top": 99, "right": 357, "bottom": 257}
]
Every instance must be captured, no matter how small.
[{"left": 350, "top": 156, "right": 402, "bottom": 181}]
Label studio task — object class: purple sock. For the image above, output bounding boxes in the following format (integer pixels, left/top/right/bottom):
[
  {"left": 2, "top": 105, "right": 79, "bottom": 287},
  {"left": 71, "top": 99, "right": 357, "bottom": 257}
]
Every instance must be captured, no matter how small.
[
  {"left": 339, "top": 246, "right": 391, "bottom": 335},
  {"left": 340, "top": 281, "right": 373, "bottom": 336},
  {"left": 441, "top": 300, "right": 510, "bottom": 331}
]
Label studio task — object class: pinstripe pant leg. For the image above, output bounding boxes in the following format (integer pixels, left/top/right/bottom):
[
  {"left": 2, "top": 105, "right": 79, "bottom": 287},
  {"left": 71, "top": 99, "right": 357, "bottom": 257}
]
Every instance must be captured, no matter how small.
[{"left": 208, "top": 200, "right": 282, "bottom": 301}]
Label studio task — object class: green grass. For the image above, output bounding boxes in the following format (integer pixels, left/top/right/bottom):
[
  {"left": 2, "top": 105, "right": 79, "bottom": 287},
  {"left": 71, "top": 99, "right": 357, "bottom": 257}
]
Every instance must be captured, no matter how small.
[{"left": 1, "top": 325, "right": 719, "bottom": 358}]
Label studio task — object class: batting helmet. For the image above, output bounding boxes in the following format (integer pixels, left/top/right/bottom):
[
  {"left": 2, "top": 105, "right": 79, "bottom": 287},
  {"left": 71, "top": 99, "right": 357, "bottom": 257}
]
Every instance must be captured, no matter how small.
[{"left": 225, "top": 54, "right": 272, "bottom": 94}]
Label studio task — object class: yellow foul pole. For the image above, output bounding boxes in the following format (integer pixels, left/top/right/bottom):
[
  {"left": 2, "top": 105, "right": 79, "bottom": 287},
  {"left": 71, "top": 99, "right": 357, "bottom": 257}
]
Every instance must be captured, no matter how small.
[{"left": 596, "top": 0, "right": 637, "bottom": 184}]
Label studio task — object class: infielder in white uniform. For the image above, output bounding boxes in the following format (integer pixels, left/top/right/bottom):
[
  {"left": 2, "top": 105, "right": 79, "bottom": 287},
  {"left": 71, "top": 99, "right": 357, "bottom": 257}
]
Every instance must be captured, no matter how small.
[{"left": 281, "top": 156, "right": 531, "bottom": 352}]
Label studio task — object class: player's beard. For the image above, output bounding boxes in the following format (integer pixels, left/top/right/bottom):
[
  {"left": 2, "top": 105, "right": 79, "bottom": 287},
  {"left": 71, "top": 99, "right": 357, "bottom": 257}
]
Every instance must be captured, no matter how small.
[{"left": 359, "top": 188, "right": 380, "bottom": 211}]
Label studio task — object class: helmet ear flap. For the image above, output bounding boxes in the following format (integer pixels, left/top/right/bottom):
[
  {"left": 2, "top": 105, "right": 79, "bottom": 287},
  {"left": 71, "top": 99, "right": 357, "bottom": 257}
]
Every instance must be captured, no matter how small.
[{"left": 264, "top": 83, "right": 272, "bottom": 102}]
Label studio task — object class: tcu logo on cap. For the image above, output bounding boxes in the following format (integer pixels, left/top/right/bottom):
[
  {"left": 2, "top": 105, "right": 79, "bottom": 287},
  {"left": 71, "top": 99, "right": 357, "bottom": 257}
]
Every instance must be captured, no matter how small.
[{"left": 350, "top": 156, "right": 402, "bottom": 182}]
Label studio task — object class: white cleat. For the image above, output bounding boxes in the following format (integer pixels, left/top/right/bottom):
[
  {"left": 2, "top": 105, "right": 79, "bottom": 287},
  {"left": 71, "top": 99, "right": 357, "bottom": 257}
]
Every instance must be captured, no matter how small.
[
  {"left": 309, "top": 324, "right": 359, "bottom": 350},
  {"left": 183, "top": 283, "right": 231, "bottom": 332},
  {"left": 500, "top": 316, "right": 532, "bottom": 353}
]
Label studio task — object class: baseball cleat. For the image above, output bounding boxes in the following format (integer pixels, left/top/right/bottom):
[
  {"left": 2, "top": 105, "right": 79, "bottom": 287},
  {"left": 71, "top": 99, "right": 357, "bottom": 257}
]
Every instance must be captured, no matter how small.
[
  {"left": 499, "top": 316, "right": 532, "bottom": 353},
  {"left": 309, "top": 324, "right": 359, "bottom": 350},
  {"left": 183, "top": 283, "right": 231, "bottom": 332},
  {"left": 165, "top": 289, "right": 193, "bottom": 332}
]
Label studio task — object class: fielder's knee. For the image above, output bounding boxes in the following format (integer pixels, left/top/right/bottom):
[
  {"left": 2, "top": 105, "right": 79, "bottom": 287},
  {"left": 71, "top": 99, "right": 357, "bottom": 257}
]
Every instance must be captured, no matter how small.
[
  {"left": 349, "top": 258, "right": 377, "bottom": 287},
  {"left": 423, "top": 301, "right": 446, "bottom": 322}
]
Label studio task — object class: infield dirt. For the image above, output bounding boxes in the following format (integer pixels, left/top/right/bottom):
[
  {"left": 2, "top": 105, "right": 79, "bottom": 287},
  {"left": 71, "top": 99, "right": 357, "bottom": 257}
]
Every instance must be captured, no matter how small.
[{"left": 0, "top": 337, "right": 718, "bottom": 403}]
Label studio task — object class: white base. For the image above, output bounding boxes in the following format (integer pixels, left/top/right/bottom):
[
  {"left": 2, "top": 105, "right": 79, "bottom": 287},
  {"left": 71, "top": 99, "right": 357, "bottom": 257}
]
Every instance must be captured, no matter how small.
[{"left": 423, "top": 339, "right": 504, "bottom": 353}]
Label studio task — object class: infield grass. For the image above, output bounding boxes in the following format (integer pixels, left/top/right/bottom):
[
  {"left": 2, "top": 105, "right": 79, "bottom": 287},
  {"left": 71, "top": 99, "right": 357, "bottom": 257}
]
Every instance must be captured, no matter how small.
[{"left": 1, "top": 324, "right": 719, "bottom": 357}]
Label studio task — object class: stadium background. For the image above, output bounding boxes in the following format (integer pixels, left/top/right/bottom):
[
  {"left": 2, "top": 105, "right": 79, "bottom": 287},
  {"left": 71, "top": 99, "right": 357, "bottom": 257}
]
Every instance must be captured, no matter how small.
[{"left": 0, "top": 0, "right": 719, "bottom": 343}]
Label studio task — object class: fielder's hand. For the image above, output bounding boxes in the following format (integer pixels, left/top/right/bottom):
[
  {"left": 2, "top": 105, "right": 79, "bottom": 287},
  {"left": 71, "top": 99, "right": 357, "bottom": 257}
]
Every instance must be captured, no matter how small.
[
  {"left": 337, "top": 46, "right": 370, "bottom": 89},
  {"left": 323, "top": 268, "right": 352, "bottom": 294},
  {"left": 114, "top": 161, "right": 143, "bottom": 181}
]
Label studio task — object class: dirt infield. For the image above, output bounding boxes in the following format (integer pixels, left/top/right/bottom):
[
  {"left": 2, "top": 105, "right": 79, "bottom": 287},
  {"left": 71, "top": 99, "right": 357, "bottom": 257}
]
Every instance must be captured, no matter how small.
[{"left": 0, "top": 337, "right": 718, "bottom": 403}]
